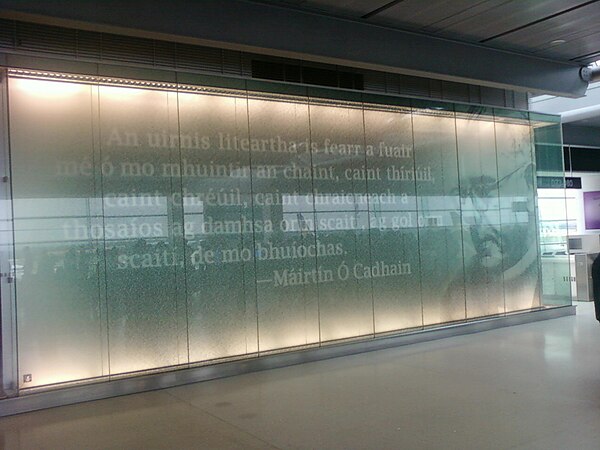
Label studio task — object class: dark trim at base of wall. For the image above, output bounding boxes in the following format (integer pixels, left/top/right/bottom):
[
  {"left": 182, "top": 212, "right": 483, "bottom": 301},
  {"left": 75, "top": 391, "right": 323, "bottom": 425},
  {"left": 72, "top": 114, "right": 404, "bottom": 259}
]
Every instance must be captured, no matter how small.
[{"left": 0, "top": 305, "right": 576, "bottom": 417}]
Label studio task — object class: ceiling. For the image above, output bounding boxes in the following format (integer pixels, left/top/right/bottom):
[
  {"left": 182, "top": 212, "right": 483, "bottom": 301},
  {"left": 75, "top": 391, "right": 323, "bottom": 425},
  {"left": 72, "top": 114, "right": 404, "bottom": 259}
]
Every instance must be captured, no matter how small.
[
  {"left": 531, "top": 79, "right": 600, "bottom": 127},
  {"left": 256, "top": 0, "right": 600, "bottom": 64}
]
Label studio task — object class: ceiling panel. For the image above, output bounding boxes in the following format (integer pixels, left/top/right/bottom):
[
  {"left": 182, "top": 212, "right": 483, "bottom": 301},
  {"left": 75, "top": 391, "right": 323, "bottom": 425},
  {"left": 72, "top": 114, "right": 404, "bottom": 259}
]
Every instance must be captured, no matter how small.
[
  {"left": 255, "top": 0, "right": 600, "bottom": 64},
  {"left": 534, "top": 29, "right": 600, "bottom": 63},
  {"left": 366, "top": 0, "right": 501, "bottom": 31},
  {"left": 422, "top": 0, "right": 591, "bottom": 42},
  {"left": 268, "top": 0, "right": 391, "bottom": 18},
  {"left": 487, "top": 3, "right": 600, "bottom": 57}
]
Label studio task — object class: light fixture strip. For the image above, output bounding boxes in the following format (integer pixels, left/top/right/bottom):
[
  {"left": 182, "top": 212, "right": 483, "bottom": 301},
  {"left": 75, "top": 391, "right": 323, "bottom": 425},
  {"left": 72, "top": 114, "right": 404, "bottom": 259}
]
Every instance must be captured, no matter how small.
[
  {"left": 6, "top": 68, "right": 468, "bottom": 116},
  {"left": 6, "top": 69, "right": 245, "bottom": 97}
]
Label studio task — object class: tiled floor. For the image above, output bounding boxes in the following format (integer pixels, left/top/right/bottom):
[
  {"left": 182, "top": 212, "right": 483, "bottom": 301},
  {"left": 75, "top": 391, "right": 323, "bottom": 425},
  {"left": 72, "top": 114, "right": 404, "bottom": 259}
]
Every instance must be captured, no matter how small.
[{"left": 2, "top": 303, "right": 600, "bottom": 449}]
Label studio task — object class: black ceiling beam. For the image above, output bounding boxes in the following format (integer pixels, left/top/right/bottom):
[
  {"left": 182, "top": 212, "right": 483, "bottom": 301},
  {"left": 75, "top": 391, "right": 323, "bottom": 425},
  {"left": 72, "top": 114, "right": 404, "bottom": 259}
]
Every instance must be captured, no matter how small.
[{"left": 0, "top": 0, "right": 589, "bottom": 97}]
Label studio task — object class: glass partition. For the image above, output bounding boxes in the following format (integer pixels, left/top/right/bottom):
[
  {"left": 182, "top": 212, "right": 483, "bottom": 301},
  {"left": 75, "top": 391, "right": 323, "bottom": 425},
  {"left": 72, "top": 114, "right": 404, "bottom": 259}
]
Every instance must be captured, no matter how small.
[
  {"left": 5, "top": 71, "right": 557, "bottom": 390},
  {"left": 531, "top": 113, "right": 572, "bottom": 306},
  {"left": 412, "top": 109, "right": 465, "bottom": 325},
  {"left": 455, "top": 108, "right": 505, "bottom": 317},
  {"left": 178, "top": 90, "right": 258, "bottom": 362},
  {"left": 493, "top": 110, "right": 540, "bottom": 312},
  {"left": 309, "top": 100, "right": 374, "bottom": 341},
  {"left": 98, "top": 86, "right": 186, "bottom": 374},
  {"left": 248, "top": 94, "right": 320, "bottom": 350},
  {"left": 9, "top": 78, "right": 106, "bottom": 386},
  {"left": 364, "top": 105, "right": 421, "bottom": 332}
]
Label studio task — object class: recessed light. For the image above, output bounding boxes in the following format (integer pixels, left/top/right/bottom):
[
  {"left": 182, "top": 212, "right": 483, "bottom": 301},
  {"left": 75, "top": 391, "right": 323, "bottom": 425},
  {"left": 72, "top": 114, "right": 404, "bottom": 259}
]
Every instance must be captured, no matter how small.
[{"left": 550, "top": 39, "right": 566, "bottom": 46}]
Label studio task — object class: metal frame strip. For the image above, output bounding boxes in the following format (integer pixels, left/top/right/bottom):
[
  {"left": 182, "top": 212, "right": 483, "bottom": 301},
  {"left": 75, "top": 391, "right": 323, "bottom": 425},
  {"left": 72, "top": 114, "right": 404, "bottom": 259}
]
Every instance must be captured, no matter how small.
[{"left": 0, "top": 67, "right": 18, "bottom": 397}]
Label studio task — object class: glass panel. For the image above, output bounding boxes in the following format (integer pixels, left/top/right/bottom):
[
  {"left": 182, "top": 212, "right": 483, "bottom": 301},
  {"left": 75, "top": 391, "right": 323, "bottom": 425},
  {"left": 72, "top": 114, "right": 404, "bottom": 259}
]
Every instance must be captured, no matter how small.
[
  {"left": 364, "top": 106, "right": 422, "bottom": 332},
  {"left": 533, "top": 120, "right": 571, "bottom": 306},
  {"left": 413, "top": 111, "right": 466, "bottom": 325},
  {"left": 9, "top": 78, "right": 105, "bottom": 387},
  {"left": 98, "top": 85, "right": 185, "bottom": 374},
  {"left": 456, "top": 113, "right": 505, "bottom": 318},
  {"left": 309, "top": 101, "right": 374, "bottom": 341},
  {"left": 494, "top": 118, "right": 541, "bottom": 311},
  {"left": 247, "top": 96, "right": 320, "bottom": 351},
  {"left": 177, "top": 91, "right": 258, "bottom": 361}
]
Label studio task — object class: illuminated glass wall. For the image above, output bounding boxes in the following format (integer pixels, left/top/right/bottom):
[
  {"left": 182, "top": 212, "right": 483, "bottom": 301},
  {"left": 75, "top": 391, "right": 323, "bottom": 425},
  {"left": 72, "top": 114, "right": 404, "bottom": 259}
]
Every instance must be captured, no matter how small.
[{"left": 6, "top": 73, "right": 551, "bottom": 389}]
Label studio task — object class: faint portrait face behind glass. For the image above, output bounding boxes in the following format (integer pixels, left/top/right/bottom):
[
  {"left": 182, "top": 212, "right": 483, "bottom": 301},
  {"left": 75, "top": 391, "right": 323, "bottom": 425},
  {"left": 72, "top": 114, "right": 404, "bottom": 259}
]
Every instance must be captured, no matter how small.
[{"left": 460, "top": 153, "right": 535, "bottom": 280}]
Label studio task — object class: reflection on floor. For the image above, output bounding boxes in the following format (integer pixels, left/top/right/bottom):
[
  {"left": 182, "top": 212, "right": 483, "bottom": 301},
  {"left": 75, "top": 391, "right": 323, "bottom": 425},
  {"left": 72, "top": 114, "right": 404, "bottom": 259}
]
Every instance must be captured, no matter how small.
[{"left": 1, "top": 303, "right": 600, "bottom": 450}]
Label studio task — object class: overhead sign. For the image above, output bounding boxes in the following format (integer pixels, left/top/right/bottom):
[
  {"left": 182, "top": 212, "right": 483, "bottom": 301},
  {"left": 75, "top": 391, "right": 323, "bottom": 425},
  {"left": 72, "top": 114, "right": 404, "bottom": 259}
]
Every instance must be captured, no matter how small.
[{"left": 537, "top": 176, "right": 581, "bottom": 189}]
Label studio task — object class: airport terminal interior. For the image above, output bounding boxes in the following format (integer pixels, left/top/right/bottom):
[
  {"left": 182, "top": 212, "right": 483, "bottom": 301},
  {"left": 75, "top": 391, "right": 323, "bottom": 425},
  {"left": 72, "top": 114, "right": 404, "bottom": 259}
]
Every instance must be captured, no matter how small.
[{"left": 1, "top": 1, "right": 600, "bottom": 448}]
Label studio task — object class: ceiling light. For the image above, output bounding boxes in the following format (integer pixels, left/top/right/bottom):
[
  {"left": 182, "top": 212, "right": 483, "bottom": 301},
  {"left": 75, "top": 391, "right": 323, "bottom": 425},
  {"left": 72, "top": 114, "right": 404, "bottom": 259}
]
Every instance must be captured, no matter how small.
[{"left": 550, "top": 39, "right": 566, "bottom": 46}]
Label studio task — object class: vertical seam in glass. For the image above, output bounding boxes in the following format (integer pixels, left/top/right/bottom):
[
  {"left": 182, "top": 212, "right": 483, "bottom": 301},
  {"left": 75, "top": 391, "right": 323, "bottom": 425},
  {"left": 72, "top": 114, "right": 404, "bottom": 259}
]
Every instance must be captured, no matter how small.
[
  {"left": 360, "top": 103, "right": 377, "bottom": 336},
  {"left": 349, "top": 105, "right": 363, "bottom": 337},
  {"left": 409, "top": 109, "right": 426, "bottom": 329},
  {"left": 95, "top": 82, "right": 113, "bottom": 379},
  {"left": 491, "top": 113, "right": 507, "bottom": 316},
  {"left": 453, "top": 111, "right": 469, "bottom": 321},
  {"left": 244, "top": 83, "right": 262, "bottom": 354},
  {"left": 171, "top": 87, "right": 191, "bottom": 366},
  {"left": 89, "top": 83, "right": 107, "bottom": 377},
  {"left": 306, "top": 98, "right": 322, "bottom": 345},
  {"left": 528, "top": 119, "right": 544, "bottom": 308},
  {"left": 235, "top": 93, "right": 253, "bottom": 356}
]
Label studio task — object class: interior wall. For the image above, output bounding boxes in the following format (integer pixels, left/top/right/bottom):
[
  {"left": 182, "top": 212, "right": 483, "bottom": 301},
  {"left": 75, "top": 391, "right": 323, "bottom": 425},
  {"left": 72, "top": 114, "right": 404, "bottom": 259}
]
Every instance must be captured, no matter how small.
[{"left": 7, "top": 73, "right": 548, "bottom": 391}]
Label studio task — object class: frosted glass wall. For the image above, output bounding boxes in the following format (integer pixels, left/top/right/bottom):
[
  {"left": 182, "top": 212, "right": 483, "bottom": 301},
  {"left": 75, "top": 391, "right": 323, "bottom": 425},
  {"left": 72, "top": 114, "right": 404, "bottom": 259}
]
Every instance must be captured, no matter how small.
[{"left": 7, "top": 75, "right": 547, "bottom": 389}]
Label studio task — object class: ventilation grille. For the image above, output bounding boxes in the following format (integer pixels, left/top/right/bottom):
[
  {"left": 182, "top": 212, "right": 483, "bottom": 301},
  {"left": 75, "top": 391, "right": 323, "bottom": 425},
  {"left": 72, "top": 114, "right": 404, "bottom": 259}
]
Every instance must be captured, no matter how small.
[
  {"left": 0, "top": 18, "right": 528, "bottom": 109},
  {"left": 362, "top": 72, "right": 526, "bottom": 109},
  {"left": 0, "top": 19, "right": 247, "bottom": 77},
  {"left": 251, "top": 60, "right": 364, "bottom": 90}
]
